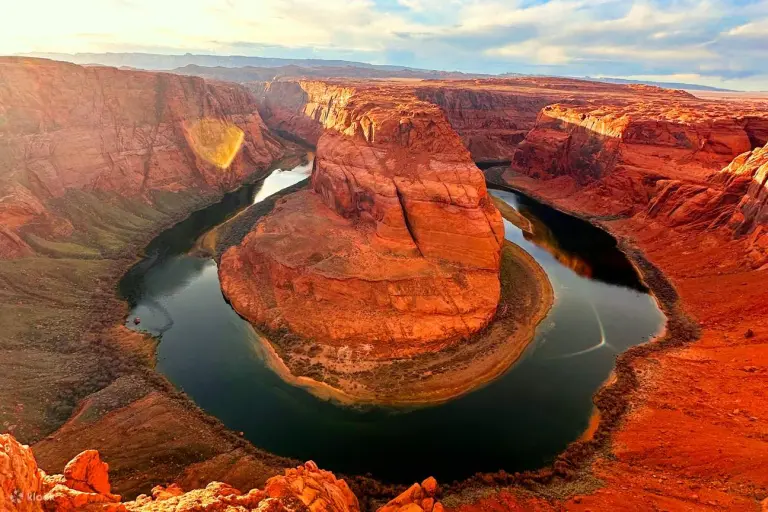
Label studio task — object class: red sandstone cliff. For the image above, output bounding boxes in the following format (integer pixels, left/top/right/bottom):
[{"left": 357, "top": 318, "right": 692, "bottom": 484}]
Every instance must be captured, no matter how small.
[
  {"left": 220, "top": 80, "right": 503, "bottom": 352},
  {"left": 480, "top": 86, "right": 768, "bottom": 510},
  {"left": 505, "top": 98, "right": 768, "bottom": 227},
  {"left": 413, "top": 85, "right": 551, "bottom": 163},
  {"left": 412, "top": 78, "right": 699, "bottom": 165},
  {"left": 0, "top": 57, "right": 285, "bottom": 259}
]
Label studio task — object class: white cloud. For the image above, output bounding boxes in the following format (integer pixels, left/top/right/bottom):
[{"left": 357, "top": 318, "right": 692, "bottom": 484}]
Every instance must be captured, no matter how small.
[
  {"left": 486, "top": 41, "right": 571, "bottom": 65},
  {"left": 583, "top": 46, "right": 714, "bottom": 62},
  {"left": 2, "top": 0, "right": 768, "bottom": 89},
  {"left": 726, "top": 19, "right": 768, "bottom": 37},
  {"left": 398, "top": 0, "right": 424, "bottom": 12}
]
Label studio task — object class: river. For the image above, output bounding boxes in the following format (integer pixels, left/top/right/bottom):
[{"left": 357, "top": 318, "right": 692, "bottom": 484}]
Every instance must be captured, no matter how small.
[{"left": 119, "top": 157, "right": 664, "bottom": 484}]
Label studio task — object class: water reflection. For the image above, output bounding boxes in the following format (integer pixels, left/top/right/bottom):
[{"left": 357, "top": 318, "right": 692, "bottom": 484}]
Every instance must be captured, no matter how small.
[
  {"left": 253, "top": 153, "right": 313, "bottom": 203},
  {"left": 522, "top": 215, "right": 594, "bottom": 279},
  {"left": 493, "top": 187, "right": 648, "bottom": 292}
]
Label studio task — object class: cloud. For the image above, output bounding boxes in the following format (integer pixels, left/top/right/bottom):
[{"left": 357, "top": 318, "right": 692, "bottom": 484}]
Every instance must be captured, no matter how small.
[
  {"left": 487, "top": 41, "right": 571, "bottom": 65},
  {"left": 397, "top": 0, "right": 424, "bottom": 11},
  {"left": 725, "top": 18, "right": 768, "bottom": 36},
  {"left": 3, "top": 0, "right": 768, "bottom": 89}
]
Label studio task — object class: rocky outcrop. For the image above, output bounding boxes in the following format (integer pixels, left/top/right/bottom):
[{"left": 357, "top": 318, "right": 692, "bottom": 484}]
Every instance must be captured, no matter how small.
[
  {"left": 0, "top": 57, "right": 285, "bottom": 259},
  {"left": 513, "top": 102, "right": 754, "bottom": 182},
  {"left": 220, "top": 81, "right": 503, "bottom": 353},
  {"left": 645, "top": 141, "right": 768, "bottom": 267},
  {"left": 723, "top": 142, "right": 768, "bottom": 235},
  {"left": 2, "top": 433, "right": 444, "bottom": 512},
  {"left": 248, "top": 80, "right": 355, "bottom": 146},
  {"left": 377, "top": 477, "right": 442, "bottom": 512},
  {"left": 1, "top": 434, "right": 361, "bottom": 512}
]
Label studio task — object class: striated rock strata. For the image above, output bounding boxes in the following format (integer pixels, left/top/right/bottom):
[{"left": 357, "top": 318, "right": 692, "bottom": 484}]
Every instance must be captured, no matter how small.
[
  {"left": 503, "top": 97, "right": 768, "bottom": 267},
  {"left": 508, "top": 99, "right": 768, "bottom": 218},
  {"left": 0, "top": 57, "right": 284, "bottom": 259},
  {"left": 221, "top": 81, "right": 503, "bottom": 353}
]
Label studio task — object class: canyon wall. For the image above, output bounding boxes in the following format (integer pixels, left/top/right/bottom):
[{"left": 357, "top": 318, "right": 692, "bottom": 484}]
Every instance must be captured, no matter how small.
[
  {"left": 481, "top": 87, "right": 768, "bottom": 510},
  {"left": 413, "top": 85, "right": 552, "bottom": 163},
  {"left": 220, "top": 80, "right": 503, "bottom": 352},
  {"left": 412, "top": 78, "right": 696, "bottom": 165},
  {"left": 504, "top": 95, "right": 768, "bottom": 232},
  {"left": 0, "top": 57, "right": 285, "bottom": 259},
  {"left": 0, "top": 58, "right": 294, "bottom": 497}
]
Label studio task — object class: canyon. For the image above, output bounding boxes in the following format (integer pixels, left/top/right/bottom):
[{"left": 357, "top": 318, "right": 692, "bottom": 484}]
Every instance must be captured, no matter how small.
[{"left": 1, "top": 56, "right": 767, "bottom": 511}]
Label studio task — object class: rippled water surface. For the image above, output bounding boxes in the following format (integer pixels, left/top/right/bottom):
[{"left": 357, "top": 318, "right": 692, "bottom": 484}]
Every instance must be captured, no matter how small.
[{"left": 119, "top": 162, "right": 665, "bottom": 483}]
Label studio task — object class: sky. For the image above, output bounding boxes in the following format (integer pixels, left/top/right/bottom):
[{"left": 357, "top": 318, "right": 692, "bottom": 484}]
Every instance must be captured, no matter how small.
[{"left": 3, "top": 0, "right": 768, "bottom": 90}]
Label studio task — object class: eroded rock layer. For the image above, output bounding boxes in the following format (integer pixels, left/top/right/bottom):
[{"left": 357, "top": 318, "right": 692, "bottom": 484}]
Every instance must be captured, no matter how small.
[
  {"left": 506, "top": 95, "right": 768, "bottom": 219},
  {"left": 221, "top": 81, "right": 503, "bottom": 351},
  {"left": 0, "top": 57, "right": 284, "bottom": 259}
]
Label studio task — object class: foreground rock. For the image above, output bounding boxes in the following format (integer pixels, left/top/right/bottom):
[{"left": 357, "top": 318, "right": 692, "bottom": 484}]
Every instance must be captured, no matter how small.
[
  {"left": 221, "top": 81, "right": 504, "bottom": 355},
  {"left": 2, "top": 433, "right": 442, "bottom": 512},
  {"left": 377, "top": 477, "right": 442, "bottom": 512}
]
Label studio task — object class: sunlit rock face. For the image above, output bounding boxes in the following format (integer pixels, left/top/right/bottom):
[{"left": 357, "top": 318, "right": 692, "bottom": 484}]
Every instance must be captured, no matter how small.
[
  {"left": 504, "top": 95, "right": 768, "bottom": 220},
  {"left": 221, "top": 80, "right": 503, "bottom": 354},
  {"left": 645, "top": 141, "right": 768, "bottom": 268},
  {"left": 0, "top": 57, "right": 284, "bottom": 259},
  {"left": 183, "top": 118, "right": 246, "bottom": 169},
  {"left": 499, "top": 90, "right": 768, "bottom": 267}
]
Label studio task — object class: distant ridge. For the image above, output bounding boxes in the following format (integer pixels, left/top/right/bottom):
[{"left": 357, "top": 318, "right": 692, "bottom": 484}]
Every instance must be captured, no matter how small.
[
  {"left": 21, "top": 52, "right": 487, "bottom": 79},
  {"left": 585, "top": 76, "right": 736, "bottom": 92},
  {"left": 20, "top": 52, "right": 743, "bottom": 91}
]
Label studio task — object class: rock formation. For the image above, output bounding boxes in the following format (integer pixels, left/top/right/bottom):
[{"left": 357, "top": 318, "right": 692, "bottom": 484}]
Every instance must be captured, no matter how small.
[
  {"left": 377, "top": 477, "right": 442, "bottom": 512},
  {"left": 220, "top": 81, "right": 503, "bottom": 353},
  {"left": 0, "top": 434, "right": 337, "bottom": 511},
  {"left": 497, "top": 95, "right": 768, "bottom": 267},
  {"left": 0, "top": 57, "right": 285, "bottom": 259},
  {"left": 1, "top": 433, "right": 443, "bottom": 512},
  {"left": 413, "top": 85, "right": 552, "bottom": 164}
]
